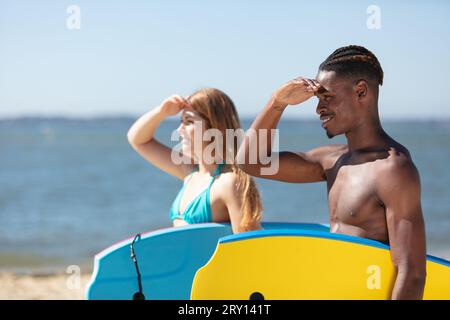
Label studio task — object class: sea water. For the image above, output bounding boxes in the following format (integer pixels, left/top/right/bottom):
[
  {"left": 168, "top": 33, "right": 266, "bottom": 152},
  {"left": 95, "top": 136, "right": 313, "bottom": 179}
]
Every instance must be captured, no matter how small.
[{"left": 1, "top": 117, "right": 449, "bottom": 272}]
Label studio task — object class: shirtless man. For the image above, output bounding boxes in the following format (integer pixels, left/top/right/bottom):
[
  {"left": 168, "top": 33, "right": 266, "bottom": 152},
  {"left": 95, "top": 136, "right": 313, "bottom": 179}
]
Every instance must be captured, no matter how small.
[{"left": 237, "top": 45, "right": 426, "bottom": 299}]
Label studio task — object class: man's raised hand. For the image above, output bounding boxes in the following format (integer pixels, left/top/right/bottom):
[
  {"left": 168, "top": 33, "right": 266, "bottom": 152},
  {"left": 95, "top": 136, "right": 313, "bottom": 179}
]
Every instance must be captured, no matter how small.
[{"left": 272, "top": 77, "right": 322, "bottom": 107}]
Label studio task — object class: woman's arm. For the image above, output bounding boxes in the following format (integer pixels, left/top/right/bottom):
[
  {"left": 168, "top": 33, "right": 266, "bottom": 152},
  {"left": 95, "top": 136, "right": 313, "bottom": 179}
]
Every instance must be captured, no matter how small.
[
  {"left": 127, "top": 95, "right": 195, "bottom": 180},
  {"left": 219, "top": 173, "right": 244, "bottom": 233},
  {"left": 218, "top": 172, "right": 263, "bottom": 234}
]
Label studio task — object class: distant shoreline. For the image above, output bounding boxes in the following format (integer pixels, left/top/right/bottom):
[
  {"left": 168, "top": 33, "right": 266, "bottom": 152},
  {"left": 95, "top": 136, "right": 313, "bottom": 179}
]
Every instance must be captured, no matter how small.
[{"left": 1, "top": 115, "right": 450, "bottom": 123}]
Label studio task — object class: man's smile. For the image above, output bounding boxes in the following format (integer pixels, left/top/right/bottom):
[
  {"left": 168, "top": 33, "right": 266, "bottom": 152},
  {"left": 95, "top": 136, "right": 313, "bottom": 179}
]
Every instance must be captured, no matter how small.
[{"left": 320, "top": 114, "right": 334, "bottom": 127}]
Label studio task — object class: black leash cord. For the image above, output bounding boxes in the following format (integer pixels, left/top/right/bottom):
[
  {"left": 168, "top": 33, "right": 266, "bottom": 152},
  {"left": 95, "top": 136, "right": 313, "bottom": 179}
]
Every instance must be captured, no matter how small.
[{"left": 130, "top": 234, "right": 145, "bottom": 300}]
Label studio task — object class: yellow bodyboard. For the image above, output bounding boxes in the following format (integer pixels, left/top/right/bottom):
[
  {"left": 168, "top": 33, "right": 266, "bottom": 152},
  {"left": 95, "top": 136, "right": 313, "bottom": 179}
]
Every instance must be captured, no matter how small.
[{"left": 191, "top": 230, "right": 450, "bottom": 299}]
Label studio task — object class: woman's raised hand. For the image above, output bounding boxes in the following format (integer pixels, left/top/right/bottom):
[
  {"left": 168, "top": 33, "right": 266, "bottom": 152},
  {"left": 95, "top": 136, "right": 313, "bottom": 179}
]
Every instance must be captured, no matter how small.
[{"left": 159, "top": 95, "right": 190, "bottom": 117}]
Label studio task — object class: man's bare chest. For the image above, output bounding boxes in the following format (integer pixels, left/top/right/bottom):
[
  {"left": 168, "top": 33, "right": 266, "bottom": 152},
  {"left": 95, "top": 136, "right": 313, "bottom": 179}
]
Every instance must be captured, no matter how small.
[{"left": 326, "top": 163, "right": 383, "bottom": 224}]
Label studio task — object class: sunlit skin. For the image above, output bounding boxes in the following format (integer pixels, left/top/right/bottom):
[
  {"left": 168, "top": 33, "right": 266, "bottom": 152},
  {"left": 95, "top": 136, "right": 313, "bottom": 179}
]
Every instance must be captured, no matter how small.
[
  {"left": 238, "top": 71, "right": 427, "bottom": 299},
  {"left": 127, "top": 95, "right": 249, "bottom": 233},
  {"left": 174, "top": 107, "right": 230, "bottom": 228},
  {"left": 177, "top": 108, "right": 206, "bottom": 161},
  {"left": 313, "top": 71, "right": 410, "bottom": 243}
]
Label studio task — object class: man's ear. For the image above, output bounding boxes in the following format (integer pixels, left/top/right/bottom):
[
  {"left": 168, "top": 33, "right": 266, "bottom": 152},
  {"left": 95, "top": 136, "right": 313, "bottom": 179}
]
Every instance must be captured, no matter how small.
[{"left": 354, "top": 79, "right": 368, "bottom": 99}]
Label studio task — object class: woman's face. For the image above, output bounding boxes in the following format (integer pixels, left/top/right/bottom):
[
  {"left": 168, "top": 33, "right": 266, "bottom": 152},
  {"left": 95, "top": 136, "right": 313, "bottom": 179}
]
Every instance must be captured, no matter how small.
[{"left": 177, "top": 107, "right": 208, "bottom": 162}]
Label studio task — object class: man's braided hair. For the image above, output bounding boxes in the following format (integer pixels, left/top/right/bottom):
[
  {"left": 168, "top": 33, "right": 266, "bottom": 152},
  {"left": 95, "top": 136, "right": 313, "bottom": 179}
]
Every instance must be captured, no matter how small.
[{"left": 319, "top": 45, "right": 384, "bottom": 86}]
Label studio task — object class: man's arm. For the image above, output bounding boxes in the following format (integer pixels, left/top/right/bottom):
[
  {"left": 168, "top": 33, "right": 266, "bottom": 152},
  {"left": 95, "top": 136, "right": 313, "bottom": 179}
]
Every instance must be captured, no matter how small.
[
  {"left": 237, "top": 78, "right": 327, "bottom": 182},
  {"left": 377, "top": 158, "right": 426, "bottom": 300}
]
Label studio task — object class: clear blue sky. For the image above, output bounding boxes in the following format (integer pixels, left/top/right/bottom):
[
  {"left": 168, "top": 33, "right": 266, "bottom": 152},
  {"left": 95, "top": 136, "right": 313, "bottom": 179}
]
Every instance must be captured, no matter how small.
[{"left": 1, "top": 0, "right": 449, "bottom": 119}]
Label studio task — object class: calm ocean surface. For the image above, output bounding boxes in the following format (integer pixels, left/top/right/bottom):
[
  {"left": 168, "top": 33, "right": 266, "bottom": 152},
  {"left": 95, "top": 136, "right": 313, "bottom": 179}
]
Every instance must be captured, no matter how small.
[{"left": 1, "top": 117, "right": 449, "bottom": 272}]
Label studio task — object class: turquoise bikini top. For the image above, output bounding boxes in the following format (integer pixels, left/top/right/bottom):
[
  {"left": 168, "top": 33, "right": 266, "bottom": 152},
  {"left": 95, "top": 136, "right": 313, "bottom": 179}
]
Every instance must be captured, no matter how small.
[{"left": 169, "top": 163, "right": 224, "bottom": 224}]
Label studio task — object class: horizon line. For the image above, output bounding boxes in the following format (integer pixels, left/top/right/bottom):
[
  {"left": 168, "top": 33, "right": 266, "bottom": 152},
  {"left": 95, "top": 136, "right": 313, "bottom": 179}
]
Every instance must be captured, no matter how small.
[{"left": 1, "top": 114, "right": 450, "bottom": 122}]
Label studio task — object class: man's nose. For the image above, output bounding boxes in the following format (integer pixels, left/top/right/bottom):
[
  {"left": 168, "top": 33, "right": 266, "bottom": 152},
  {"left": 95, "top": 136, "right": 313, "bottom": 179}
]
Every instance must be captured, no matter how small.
[{"left": 316, "top": 101, "right": 327, "bottom": 115}]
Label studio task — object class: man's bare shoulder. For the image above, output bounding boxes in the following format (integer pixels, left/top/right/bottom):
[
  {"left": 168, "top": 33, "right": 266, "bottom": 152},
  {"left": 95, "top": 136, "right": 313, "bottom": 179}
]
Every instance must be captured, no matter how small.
[
  {"left": 377, "top": 145, "right": 414, "bottom": 172},
  {"left": 374, "top": 145, "right": 420, "bottom": 192},
  {"left": 298, "top": 144, "right": 348, "bottom": 168}
]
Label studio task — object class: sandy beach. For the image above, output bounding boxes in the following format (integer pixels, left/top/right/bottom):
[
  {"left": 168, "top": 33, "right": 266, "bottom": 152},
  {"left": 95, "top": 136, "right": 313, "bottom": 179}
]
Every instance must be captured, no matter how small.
[{"left": 0, "top": 272, "right": 91, "bottom": 300}]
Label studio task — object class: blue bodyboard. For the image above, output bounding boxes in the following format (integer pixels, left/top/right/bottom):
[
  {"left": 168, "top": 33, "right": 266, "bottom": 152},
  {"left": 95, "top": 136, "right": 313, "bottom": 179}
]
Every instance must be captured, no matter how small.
[{"left": 86, "top": 222, "right": 329, "bottom": 300}]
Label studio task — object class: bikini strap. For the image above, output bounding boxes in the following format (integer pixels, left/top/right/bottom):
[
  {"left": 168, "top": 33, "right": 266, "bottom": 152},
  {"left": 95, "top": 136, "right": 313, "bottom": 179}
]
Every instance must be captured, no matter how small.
[
  {"left": 183, "top": 166, "right": 198, "bottom": 185},
  {"left": 208, "top": 163, "right": 224, "bottom": 188}
]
